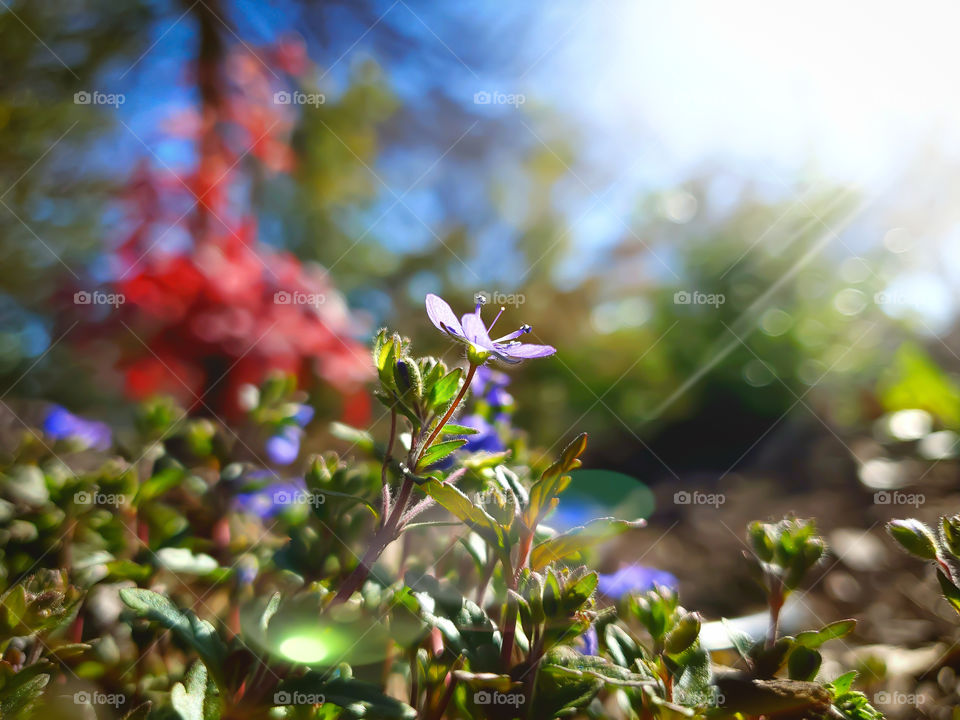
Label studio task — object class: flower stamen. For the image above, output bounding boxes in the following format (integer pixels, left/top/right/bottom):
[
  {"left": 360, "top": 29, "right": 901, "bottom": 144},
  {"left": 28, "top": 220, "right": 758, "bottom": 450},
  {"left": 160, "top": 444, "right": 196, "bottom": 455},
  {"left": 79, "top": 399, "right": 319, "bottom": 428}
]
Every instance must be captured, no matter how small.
[
  {"left": 494, "top": 324, "right": 532, "bottom": 343},
  {"left": 487, "top": 306, "right": 506, "bottom": 333}
]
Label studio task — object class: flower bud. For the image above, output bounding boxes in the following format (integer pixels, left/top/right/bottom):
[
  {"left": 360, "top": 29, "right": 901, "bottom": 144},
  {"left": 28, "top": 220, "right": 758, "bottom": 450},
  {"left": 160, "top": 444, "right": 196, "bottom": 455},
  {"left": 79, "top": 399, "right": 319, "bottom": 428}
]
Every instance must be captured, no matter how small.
[
  {"left": 748, "top": 522, "right": 776, "bottom": 562},
  {"left": 664, "top": 611, "right": 701, "bottom": 654},
  {"left": 888, "top": 519, "right": 939, "bottom": 560}
]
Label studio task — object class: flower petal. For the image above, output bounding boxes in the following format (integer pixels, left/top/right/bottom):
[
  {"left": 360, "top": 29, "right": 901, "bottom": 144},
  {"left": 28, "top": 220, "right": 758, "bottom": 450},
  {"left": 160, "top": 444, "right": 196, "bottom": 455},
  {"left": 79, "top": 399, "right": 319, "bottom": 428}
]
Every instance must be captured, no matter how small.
[
  {"left": 497, "top": 342, "right": 556, "bottom": 359},
  {"left": 425, "top": 294, "right": 464, "bottom": 336},
  {"left": 462, "top": 312, "right": 495, "bottom": 349}
]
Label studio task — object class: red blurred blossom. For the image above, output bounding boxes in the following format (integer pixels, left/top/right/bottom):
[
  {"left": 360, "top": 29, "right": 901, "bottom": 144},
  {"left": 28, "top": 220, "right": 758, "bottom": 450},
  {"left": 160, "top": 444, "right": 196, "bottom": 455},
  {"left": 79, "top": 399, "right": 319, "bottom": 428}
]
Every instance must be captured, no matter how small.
[{"left": 93, "top": 35, "right": 372, "bottom": 420}]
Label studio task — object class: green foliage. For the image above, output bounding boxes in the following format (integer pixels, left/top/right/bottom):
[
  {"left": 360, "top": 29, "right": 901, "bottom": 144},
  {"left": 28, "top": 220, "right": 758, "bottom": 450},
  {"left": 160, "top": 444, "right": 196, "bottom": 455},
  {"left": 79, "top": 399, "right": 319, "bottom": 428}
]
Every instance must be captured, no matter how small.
[{"left": 0, "top": 325, "right": 894, "bottom": 720}]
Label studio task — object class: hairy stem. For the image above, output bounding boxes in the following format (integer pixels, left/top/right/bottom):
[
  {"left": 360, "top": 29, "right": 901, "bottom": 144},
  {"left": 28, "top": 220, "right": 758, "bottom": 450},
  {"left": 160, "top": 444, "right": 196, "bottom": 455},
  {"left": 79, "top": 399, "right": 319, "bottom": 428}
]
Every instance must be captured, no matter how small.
[
  {"left": 380, "top": 408, "right": 397, "bottom": 527},
  {"left": 332, "top": 475, "right": 416, "bottom": 604}
]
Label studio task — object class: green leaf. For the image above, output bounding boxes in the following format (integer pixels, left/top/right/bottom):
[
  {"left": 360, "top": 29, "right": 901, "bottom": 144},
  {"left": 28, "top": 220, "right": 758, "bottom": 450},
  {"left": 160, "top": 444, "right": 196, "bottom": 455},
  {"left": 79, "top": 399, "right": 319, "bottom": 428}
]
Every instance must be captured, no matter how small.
[
  {"left": 602, "top": 623, "right": 645, "bottom": 668},
  {"left": 937, "top": 569, "right": 960, "bottom": 616},
  {"left": 330, "top": 423, "right": 376, "bottom": 454},
  {"left": 421, "top": 479, "right": 507, "bottom": 554},
  {"left": 561, "top": 572, "right": 598, "bottom": 614},
  {"left": 722, "top": 618, "right": 756, "bottom": 662},
  {"left": 417, "top": 439, "right": 467, "bottom": 470},
  {"left": 407, "top": 573, "right": 500, "bottom": 665},
  {"left": 429, "top": 368, "right": 463, "bottom": 407},
  {"left": 794, "top": 619, "right": 856, "bottom": 648},
  {"left": 135, "top": 466, "right": 185, "bottom": 505},
  {"left": 156, "top": 548, "right": 220, "bottom": 576},
  {"left": 170, "top": 661, "right": 213, "bottom": 720},
  {"left": 260, "top": 592, "right": 281, "bottom": 634},
  {"left": 119, "top": 589, "right": 227, "bottom": 682},
  {"left": 439, "top": 423, "right": 480, "bottom": 435},
  {"left": 830, "top": 671, "right": 857, "bottom": 695},
  {"left": 524, "top": 433, "right": 588, "bottom": 530},
  {"left": 0, "top": 670, "right": 49, "bottom": 718},
  {"left": 532, "top": 647, "right": 650, "bottom": 719},
  {"left": 277, "top": 674, "right": 417, "bottom": 719},
  {"left": 105, "top": 559, "right": 154, "bottom": 583},
  {"left": 529, "top": 517, "right": 645, "bottom": 570},
  {"left": 452, "top": 671, "right": 517, "bottom": 692},
  {"left": 787, "top": 645, "right": 822, "bottom": 681}
]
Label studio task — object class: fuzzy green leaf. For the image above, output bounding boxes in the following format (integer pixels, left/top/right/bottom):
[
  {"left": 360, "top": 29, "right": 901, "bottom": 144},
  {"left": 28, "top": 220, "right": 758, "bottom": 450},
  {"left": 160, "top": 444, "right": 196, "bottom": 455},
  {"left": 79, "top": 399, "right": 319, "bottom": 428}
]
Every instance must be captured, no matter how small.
[{"left": 529, "top": 517, "right": 645, "bottom": 570}]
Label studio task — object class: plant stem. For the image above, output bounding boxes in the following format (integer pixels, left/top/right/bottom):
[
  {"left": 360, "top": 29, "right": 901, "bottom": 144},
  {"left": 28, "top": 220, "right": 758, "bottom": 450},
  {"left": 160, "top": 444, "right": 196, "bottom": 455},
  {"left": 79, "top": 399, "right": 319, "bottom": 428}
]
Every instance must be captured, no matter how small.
[
  {"left": 416, "top": 363, "right": 478, "bottom": 467},
  {"left": 380, "top": 408, "right": 397, "bottom": 527},
  {"left": 428, "top": 654, "right": 464, "bottom": 720},
  {"left": 332, "top": 475, "right": 416, "bottom": 604},
  {"left": 409, "top": 646, "right": 420, "bottom": 712},
  {"left": 766, "top": 577, "right": 784, "bottom": 648},
  {"left": 499, "top": 577, "right": 519, "bottom": 668},
  {"left": 475, "top": 554, "right": 497, "bottom": 606}
]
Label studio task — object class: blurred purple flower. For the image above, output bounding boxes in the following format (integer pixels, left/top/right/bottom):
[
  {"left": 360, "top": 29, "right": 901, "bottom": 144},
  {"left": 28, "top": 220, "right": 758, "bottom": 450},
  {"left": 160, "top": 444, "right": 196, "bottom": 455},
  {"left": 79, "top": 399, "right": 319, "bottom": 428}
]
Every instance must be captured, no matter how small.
[
  {"left": 425, "top": 293, "right": 555, "bottom": 364},
  {"left": 43, "top": 405, "right": 111, "bottom": 451},
  {"left": 292, "top": 404, "right": 314, "bottom": 426},
  {"left": 578, "top": 625, "right": 599, "bottom": 656},
  {"left": 458, "top": 413, "right": 505, "bottom": 453},
  {"left": 597, "top": 566, "right": 678, "bottom": 599},
  {"left": 235, "top": 478, "right": 304, "bottom": 519},
  {"left": 471, "top": 366, "right": 514, "bottom": 409},
  {"left": 266, "top": 425, "right": 303, "bottom": 465}
]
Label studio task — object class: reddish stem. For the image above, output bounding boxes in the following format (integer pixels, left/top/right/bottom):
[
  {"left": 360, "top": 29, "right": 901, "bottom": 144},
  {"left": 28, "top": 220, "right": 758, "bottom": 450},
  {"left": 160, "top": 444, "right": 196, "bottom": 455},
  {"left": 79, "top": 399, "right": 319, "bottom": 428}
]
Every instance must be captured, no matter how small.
[{"left": 416, "top": 363, "right": 477, "bottom": 467}]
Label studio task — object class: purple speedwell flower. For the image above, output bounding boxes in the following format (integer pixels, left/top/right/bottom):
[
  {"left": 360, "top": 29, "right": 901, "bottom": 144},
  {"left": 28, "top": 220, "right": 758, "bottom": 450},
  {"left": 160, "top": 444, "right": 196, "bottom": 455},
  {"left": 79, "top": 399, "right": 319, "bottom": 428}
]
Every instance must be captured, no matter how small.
[
  {"left": 266, "top": 425, "right": 303, "bottom": 465},
  {"left": 577, "top": 625, "right": 599, "bottom": 656},
  {"left": 264, "top": 402, "right": 313, "bottom": 465},
  {"left": 458, "top": 413, "right": 505, "bottom": 454},
  {"left": 425, "top": 293, "right": 555, "bottom": 365},
  {"left": 471, "top": 366, "right": 514, "bottom": 411},
  {"left": 597, "top": 565, "right": 678, "bottom": 599},
  {"left": 235, "top": 478, "right": 305, "bottom": 519},
  {"left": 43, "top": 405, "right": 111, "bottom": 451}
]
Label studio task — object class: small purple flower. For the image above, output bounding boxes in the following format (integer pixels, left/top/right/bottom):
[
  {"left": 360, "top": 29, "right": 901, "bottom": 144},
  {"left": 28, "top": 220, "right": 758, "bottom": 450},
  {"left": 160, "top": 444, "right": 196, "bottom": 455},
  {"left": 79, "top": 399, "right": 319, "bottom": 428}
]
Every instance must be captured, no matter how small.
[
  {"left": 292, "top": 404, "right": 314, "bottom": 427},
  {"left": 597, "top": 565, "right": 678, "bottom": 599},
  {"left": 43, "top": 405, "right": 111, "bottom": 451},
  {"left": 235, "top": 478, "right": 304, "bottom": 519},
  {"left": 425, "top": 293, "right": 555, "bottom": 364},
  {"left": 578, "top": 625, "right": 599, "bottom": 656},
  {"left": 458, "top": 413, "right": 505, "bottom": 453},
  {"left": 266, "top": 425, "right": 302, "bottom": 465},
  {"left": 471, "top": 366, "right": 514, "bottom": 409}
]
